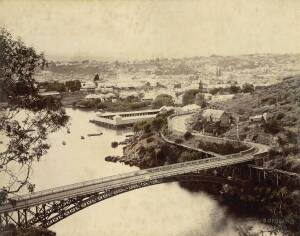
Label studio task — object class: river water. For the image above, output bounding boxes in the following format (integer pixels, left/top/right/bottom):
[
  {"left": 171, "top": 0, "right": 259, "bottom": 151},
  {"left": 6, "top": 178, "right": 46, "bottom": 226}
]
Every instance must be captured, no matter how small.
[{"left": 28, "top": 109, "right": 270, "bottom": 236}]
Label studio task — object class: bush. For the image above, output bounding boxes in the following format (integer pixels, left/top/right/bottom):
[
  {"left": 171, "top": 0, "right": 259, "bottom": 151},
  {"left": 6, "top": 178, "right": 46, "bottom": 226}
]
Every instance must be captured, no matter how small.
[
  {"left": 152, "top": 117, "right": 165, "bottom": 131},
  {"left": 182, "top": 89, "right": 200, "bottom": 105},
  {"left": 152, "top": 94, "right": 174, "bottom": 109},
  {"left": 133, "top": 121, "right": 147, "bottom": 132},
  {"left": 111, "top": 141, "right": 118, "bottom": 148},
  {"left": 276, "top": 112, "right": 285, "bottom": 120},
  {"left": 146, "top": 137, "right": 154, "bottom": 143},
  {"left": 229, "top": 85, "right": 241, "bottom": 94},
  {"left": 197, "top": 140, "right": 248, "bottom": 155},
  {"left": 143, "top": 123, "right": 152, "bottom": 133},
  {"left": 243, "top": 126, "right": 250, "bottom": 132},
  {"left": 184, "top": 131, "right": 193, "bottom": 140},
  {"left": 141, "top": 131, "right": 153, "bottom": 140},
  {"left": 242, "top": 83, "right": 254, "bottom": 93},
  {"left": 138, "top": 146, "right": 146, "bottom": 155},
  {"left": 263, "top": 119, "right": 282, "bottom": 134}
]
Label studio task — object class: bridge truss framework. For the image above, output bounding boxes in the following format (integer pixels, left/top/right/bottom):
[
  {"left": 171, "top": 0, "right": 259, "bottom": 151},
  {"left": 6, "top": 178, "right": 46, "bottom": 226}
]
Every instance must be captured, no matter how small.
[{"left": 0, "top": 174, "right": 237, "bottom": 229}]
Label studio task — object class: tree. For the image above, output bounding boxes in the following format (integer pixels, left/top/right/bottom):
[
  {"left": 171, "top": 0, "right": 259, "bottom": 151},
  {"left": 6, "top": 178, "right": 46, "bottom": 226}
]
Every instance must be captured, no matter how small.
[
  {"left": 0, "top": 28, "right": 68, "bottom": 202},
  {"left": 229, "top": 85, "right": 240, "bottom": 94},
  {"left": 151, "top": 117, "right": 165, "bottom": 131},
  {"left": 184, "top": 131, "right": 193, "bottom": 140},
  {"left": 143, "top": 123, "right": 152, "bottom": 133},
  {"left": 263, "top": 118, "right": 282, "bottom": 134},
  {"left": 242, "top": 83, "right": 254, "bottom": 93},
  {"left": 194, "top": 93, "right": 207, "bottom": 108},
  {"left": 152, "top": 94, "right": 174, "bottom": 109},
  {"left": 65, "top": 80, "right": 81, "bottom": 92},
  {"left": 94, "top": 73, "right": 100, "bottom": 82},
  {"left": 198, "top": 80, "right": 204, "bottom": 92},
  {"left": 182, "top": 89, "right": 200, "bottom": 105}
]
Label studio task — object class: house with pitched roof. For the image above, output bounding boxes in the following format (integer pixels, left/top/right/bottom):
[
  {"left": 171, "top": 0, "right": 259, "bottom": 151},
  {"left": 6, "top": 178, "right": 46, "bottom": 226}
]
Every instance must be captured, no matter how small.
[{"left": 202, "top": 109, "right": 231, "bottom": 127}]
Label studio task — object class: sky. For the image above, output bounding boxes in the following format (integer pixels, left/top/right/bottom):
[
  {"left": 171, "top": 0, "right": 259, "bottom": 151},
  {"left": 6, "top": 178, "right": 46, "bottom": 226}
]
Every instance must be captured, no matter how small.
[{"left": 0, "top": 0, "right": 300, "bottom": 60}]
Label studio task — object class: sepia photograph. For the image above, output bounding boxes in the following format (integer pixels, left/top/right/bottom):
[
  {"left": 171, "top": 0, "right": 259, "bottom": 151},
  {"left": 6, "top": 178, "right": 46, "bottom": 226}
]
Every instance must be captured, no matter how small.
[{"left": 0, "top": 0, "right": 299, "bottom": 235}]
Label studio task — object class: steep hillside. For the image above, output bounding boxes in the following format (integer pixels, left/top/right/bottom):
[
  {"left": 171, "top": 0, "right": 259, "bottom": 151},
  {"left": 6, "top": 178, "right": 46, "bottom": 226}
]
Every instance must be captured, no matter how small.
[
  {"left": 210, "top": 76, "right": 300, "bottom": 172},
  {"left": 211, "top": 76, "right": 300, "bottom": 130}
]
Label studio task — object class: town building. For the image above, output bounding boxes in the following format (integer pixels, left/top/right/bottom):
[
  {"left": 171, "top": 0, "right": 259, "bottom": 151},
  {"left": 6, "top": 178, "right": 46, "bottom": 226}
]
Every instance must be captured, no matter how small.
[
  {"left": 182, "top": 104, "right": 202, "bottom": 112},
  {"left": 201, "top": 109, "right": 231, "bottom": 127},
  {"left": 90, "top": 109, "right": 160, "bottom": 129},
  {"left": 249, "top": 113, "right": 268, "bottom": 122}
]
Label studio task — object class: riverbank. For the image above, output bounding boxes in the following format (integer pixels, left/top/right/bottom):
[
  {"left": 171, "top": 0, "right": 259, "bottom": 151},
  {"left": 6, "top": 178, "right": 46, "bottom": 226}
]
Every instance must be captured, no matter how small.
[{"left": 107, "top": 111, "right": 299, "bottom": 235}]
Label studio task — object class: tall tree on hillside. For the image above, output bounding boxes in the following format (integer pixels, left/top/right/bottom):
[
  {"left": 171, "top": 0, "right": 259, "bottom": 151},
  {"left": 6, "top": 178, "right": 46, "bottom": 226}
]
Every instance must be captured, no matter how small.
[
  {"left": 242, "top": 83, "right": 254, "bottom": 93},
  {"left": 195, "top": 93, "right": 207, "bottom": 108},
  {"left": 198, "top": 80, "right": 204, "bottom": 92},
  {"left": 152, "top": 94, "right": 174, "bottom": 109},
  {"left": 0, "top": 28, "right": 68, "bottom": 203},
  {"left": 94, "top": 73, "right": 100, "bottom": 82},
  {"left": 182, "top": 89, "right": 200, "bottom": 105}
]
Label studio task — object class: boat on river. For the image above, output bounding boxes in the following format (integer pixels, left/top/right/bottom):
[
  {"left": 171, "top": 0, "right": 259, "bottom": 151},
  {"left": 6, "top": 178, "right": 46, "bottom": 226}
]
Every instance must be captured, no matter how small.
[{"left": 87, "top": 132, "right": 103, "bottom": 137}]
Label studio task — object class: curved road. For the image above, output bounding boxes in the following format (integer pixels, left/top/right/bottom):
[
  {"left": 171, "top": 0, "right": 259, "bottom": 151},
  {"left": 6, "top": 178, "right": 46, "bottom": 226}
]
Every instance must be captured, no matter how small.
[{"left": 169, "top": 113, "right": 270, "bottom": 155}]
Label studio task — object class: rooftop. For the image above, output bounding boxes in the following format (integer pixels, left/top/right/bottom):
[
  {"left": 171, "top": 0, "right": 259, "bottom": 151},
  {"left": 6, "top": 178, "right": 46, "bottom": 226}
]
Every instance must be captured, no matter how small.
[{"left": 202, "top": 109, "right": 225, "bottom": 119}]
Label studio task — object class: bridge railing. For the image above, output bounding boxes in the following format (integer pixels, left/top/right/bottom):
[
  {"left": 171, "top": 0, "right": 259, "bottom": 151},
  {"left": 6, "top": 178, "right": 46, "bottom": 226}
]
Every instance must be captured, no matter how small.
[
  {"left": 8, "top": 171, "right": 142, "bottom": 201},
  {"left": 8, "top": 153, "right": 244, "bottom": 202}
]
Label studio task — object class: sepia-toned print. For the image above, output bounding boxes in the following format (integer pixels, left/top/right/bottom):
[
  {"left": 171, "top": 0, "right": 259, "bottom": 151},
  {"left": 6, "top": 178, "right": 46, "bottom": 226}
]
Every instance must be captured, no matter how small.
[{"left": 0, "top": 1, "right": 299, "bottom": 236}]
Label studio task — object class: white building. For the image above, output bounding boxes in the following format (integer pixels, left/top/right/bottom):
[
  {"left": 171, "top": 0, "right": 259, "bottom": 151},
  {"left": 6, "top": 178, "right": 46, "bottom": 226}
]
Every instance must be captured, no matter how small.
[{"left": 182, "top": 104, "right": 202, "bottom": 112}]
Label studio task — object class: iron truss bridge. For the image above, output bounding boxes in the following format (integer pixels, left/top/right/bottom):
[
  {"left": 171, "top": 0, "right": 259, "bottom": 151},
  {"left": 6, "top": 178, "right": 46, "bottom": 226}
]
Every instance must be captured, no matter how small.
[{"left": 0, "top": 149, "right": 264, "bottom": 230}]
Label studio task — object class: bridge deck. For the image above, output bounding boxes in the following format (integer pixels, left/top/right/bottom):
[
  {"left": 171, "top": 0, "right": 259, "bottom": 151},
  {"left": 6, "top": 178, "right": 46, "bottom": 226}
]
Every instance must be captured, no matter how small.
[{"left": 0, "top": 153, "right": 256, "bottom": 214}]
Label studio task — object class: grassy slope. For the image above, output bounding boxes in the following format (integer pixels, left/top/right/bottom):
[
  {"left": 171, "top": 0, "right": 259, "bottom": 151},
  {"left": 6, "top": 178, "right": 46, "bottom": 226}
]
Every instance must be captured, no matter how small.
[
  {"left": 210, "top": 76, "right": 300, "bottom": 172},
  {"left": 211, "top": 76, "right": 299, "bottom": 127}
]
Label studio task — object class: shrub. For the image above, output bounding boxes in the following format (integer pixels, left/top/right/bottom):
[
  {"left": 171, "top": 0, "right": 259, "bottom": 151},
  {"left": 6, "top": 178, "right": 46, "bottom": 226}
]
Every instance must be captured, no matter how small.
[
  {"left": 152, "top": 94, "right": 174, "bottom": 109},
  {"left": 111, "top": 141, "right": 118, "bottom": 148},
  {"left": 276, "top": 112, "right": 285, "bottom": 120},
  {"left": 146, "top": 137, "right": 154, "bottom": 143},
  {"left": 243, "top": 126, "right": 250, "bottom": 132},
  {"left": 182, "top": 89, "right": 200, "bottom": 105},
  {"left": 263, "top": 119, "right": 282, "bottom": 134},
  {"left": 138, "top": 146, "right": 146, "bottom": 155},
  {"left": 143, "top": 123, "right": 152, "bottom": 133},
  {"left": 229, "top": 85, "right": 241, "bottom": 94},
  {"left": 152, "top": 117, "right": 165, "bottom": 131},
  {"left": 197, "top": 140, "right": 248, "bottom": 155},
  {"left": 133, "top": 121, "right": 147, "bottom": 132},
  {"left": 141, "top": 131, "right": 153, "bottom": 140},
  {"left": 242, "top": 83, "right": 254, "bottom": 93},
  {"left": 184, "top": 131, "right": 193, "bottom": 140}
]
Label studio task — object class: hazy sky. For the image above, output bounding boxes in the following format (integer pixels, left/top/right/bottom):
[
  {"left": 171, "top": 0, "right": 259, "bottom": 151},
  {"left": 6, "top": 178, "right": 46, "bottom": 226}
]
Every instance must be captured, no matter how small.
[{"left": 0, "top": 0, "right": 300, "bottom": 60}]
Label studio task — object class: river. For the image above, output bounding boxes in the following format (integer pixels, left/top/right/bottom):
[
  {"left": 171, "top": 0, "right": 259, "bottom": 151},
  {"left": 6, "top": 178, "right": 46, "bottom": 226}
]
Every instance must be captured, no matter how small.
[{"left": 29, "top": 108, "right": 271, "bottom": 236}]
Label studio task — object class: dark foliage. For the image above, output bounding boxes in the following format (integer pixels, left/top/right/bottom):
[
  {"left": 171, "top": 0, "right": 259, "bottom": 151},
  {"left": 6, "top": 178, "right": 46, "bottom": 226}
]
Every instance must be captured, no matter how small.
[
  {"left": 184, "top": 131, "right": 193, "bottom": 140},
  {"left": 111, "top": 141, "right": 118, "bottom": 148},
  {"left": 152, "top": 94, "right": 174, "bottom": 109},
  {"left": 182, "top": 89, "right": 200, "bottom": 105},
  {"left": 0, "top": 28, "right": 68, "bottom": 200}
]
